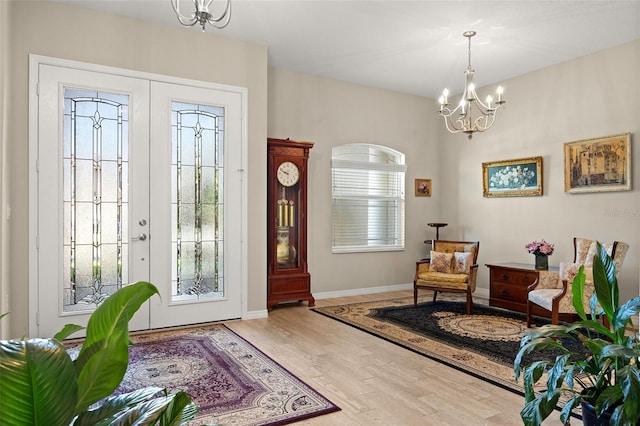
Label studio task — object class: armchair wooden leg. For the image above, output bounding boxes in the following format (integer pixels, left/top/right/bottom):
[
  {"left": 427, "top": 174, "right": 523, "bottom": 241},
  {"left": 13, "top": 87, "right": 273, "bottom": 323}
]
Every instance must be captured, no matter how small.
[
  {"left": 526, "top": 300, "right": 533, "bottom": 328},
  {"left": 551, "top": 309, "right": 559, "bottom": 325},
  {"left": 413, "top": 286, "right": 418, "bottom": 306},
  {"left": 466, "top": 292, "right": 473, "bottom": 315},
  {"left": 432, "top": 291, "right": 438, "bottom": 303}
]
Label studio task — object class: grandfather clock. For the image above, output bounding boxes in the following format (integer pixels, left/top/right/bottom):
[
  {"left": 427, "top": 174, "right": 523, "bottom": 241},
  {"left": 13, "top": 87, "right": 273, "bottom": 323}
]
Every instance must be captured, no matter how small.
[{"left": 267, "top": 138, "right": 315, "bottom": 311}]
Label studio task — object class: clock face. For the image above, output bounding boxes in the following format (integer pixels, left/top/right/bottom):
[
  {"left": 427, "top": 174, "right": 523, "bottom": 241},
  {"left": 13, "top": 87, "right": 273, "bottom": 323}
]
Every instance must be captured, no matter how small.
[{"left": 277, "top": 161, "right": 300, "bottom": 187}]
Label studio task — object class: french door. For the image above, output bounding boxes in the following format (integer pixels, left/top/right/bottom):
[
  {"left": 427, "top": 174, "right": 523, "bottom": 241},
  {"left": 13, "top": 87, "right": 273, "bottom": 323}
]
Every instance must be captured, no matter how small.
[{"left": 32, "top": 59, "right": 244, "bottom": 337}]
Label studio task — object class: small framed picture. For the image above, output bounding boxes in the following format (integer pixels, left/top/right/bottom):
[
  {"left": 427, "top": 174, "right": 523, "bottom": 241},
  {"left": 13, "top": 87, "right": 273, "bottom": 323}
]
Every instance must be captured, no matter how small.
[
  {"left": 482, "top": 156, "right": 543, "bottom": 197},
  {"left": 415, "top": 179, "right": 431, "bottom": 197},
  {"left": 564, "top": 133, "right": 631, "bottom": 193}
]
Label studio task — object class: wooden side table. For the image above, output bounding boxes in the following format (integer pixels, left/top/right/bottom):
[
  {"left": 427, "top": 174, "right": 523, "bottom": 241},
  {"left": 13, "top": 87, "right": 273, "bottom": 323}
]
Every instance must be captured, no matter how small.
[{"left": 485, "top": 263, "right": 559, "bottom": 314}]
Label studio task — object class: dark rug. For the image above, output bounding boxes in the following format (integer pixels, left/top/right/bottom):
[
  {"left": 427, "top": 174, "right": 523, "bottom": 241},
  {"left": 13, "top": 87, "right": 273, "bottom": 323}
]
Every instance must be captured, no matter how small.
[
  {"left": 313, "top": 296, "right": 583, "bottom": 398},
  {"left": 106, "top": 324, "right": 340, "bottom": 425}
]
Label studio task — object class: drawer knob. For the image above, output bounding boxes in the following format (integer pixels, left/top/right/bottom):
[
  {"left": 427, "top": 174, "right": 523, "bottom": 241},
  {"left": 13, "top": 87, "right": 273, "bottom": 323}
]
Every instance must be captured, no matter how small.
[
  {"left": 501, "top": 274, "right": 510, "bottom": 280},
  {"left": 501, "top": 290, "right": 510, "bottom": 296}
]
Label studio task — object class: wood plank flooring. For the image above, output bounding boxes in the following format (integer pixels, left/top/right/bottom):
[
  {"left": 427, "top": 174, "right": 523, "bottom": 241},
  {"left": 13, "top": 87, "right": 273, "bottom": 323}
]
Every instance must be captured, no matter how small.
[{"left": 225, "top": 290, "right": 564, "bottom": 425}]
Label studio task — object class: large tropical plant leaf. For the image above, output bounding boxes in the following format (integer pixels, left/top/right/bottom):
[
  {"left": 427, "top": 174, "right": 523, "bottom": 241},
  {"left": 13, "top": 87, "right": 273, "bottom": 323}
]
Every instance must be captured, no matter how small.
[
  {"left": 74, "top": 282, "right": 159, "bottom": 412},
  {"left": 591, "top": 242, "right": 618, "bottom": 323},
  {"left": 0, "top": 339, "right": 78, "bottom": 426},
  {"left": 72, "top": 386, "right": 165, "bottom": 425},
  {"left": 159, "top": 390, "right": 200, "bottom": 426},
  {"left": 570, "top": 266, "right": 587, "bottom": 320},
  {"left": 521, "top": 390, "right": 561, "bottom": 426},
  {"left": 614, "top": 297, "right": 640, "bottom": 334}
]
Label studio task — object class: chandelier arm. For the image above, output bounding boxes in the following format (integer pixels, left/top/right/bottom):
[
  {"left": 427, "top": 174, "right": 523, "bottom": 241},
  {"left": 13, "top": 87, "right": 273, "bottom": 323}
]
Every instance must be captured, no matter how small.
[
  {"left": 172, "top": 0, "right": 199, "bottom": 25},
  {"left": 206, "top": 0, "right": 231, "bottom": 28}
]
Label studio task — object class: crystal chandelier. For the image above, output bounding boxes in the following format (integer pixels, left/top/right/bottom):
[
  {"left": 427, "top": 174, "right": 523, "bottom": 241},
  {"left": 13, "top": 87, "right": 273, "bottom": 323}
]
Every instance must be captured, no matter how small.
[
  {"left": 438, "top": 31, "right": 505, "bottom": 139},
  {"left": 171, "top": 0, "right": 231, "bottom": 32}
]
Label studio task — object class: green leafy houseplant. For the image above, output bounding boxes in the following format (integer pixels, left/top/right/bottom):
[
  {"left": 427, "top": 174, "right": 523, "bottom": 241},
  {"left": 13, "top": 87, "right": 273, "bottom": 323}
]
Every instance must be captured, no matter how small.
[
  {"left": 0, "top": 281, "right": 199, "bottom": 425},
  {"left": 514, "top": 242, "right": 640, "bottom": 426}
]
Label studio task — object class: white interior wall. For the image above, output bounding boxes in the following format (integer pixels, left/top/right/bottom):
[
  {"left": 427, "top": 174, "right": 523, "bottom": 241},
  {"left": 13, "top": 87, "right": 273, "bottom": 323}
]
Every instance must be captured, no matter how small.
[
  {"left": 440, "top": 39, "right": 640, "bottom": 303},
  {"left": 4, "top": 1, "right": 639, "bottom": 338},
  {"left": 268, "top": 40, "right": 640, "bottom": 304},
  {"left": 0, "top": 0, "right": 11, "bottom": 338},
  {"left": 6, "top": 1, "right": 268, "bottom": 338},
  {"left": 267, "top": 68, "right": 439, "bottom": 295}
]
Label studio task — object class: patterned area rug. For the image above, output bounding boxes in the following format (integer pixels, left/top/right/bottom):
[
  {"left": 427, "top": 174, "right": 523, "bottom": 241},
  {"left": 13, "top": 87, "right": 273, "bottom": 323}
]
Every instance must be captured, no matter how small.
[
  {"left": 109, "top": 324, "right": 340, "bottom": 425},
  {"left": 313, "top": 296, "right": 580, "bottom": 397}
]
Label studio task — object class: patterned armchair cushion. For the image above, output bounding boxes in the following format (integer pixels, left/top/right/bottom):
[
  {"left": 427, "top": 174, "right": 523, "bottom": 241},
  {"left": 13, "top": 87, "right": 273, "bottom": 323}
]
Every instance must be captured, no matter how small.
[
  {"left": 583, "top": 241, "right": 614, "bottom": 265},
  {"left": 575, "top": 238, "right": 628, "bottom": 273},
  {"left": 559, "top": 262, "right": 593, "bottom": 285},
  {"left": 430, "top": 251, "right": 454, "bottom": 273},
  {"left": 574, "top": 238, "right": 593, "bottom": 264},
  {"left": 433, "top": 242, "right": 478, "bottom": 263},
  {"left": 454, "top": 252, "right": 473, "bottom": 274},
  {"left": 416, "top": 271, "right": 469, "bottom": 291},
  {"left": 536, "top": 270, "right": 560, "bottom": 289}
]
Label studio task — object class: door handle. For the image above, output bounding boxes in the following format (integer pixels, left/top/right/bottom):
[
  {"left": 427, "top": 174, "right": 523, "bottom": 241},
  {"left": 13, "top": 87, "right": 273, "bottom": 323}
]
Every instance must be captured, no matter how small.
[{"left": 132, "top": 233, "right": 147, "bottom": 241}]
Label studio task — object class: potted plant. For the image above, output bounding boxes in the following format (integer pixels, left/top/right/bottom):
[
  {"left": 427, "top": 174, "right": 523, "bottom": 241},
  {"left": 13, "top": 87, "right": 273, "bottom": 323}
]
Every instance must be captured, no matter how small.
[
  {"left": 0, "top": 281, "right": 199, "bottom": 425},
  {"left": 514, "top": 242, "right": 640, "bottom": 426}
]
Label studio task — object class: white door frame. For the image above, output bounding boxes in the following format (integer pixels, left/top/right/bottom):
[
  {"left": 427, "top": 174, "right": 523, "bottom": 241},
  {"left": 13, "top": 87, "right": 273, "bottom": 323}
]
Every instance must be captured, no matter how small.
[{"left": 28, "top": 54, "right": 248, "bottom": 337}]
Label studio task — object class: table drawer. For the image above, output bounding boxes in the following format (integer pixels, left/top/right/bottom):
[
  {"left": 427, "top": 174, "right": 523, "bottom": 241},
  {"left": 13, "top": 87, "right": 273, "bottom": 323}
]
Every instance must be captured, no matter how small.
[
  {"left": 491, "top": 268, "right": 537, "bottom": 286},
  {"left": 490, "top": 282, "right": 528, "bottom": 304}
]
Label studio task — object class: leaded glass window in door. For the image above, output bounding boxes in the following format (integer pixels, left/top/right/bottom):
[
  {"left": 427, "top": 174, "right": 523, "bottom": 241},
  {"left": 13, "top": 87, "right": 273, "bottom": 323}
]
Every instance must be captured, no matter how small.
[
  {"left": 171, "top": 102, "right": 224, "bottom": 301},
  {"left": 63, "top": 88, "right": 129, "bottom": 312}
]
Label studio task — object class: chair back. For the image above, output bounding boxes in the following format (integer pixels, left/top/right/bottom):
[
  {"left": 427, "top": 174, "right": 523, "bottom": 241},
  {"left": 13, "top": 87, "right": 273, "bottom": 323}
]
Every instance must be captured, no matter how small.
[
  {"left": 432, "top": 240, "right": 479, "bottom": 264},
  {"left": 573, "top": 237, "right": 629, "bottom": 272}
]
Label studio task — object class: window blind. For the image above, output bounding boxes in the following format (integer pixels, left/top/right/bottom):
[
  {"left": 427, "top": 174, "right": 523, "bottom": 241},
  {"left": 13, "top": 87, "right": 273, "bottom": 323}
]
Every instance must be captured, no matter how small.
[{"left": 331, "top": 146, "right": 406, "bottom": 252}]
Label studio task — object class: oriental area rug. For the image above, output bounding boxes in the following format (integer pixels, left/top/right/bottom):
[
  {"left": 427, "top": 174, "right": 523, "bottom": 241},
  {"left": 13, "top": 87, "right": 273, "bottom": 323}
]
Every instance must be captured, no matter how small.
[
  {"left": 102, "top": 324, "right": 340, "bottom": 425},
  {"left": 313, "top": 295, "right": 583, "bottom": 399}
]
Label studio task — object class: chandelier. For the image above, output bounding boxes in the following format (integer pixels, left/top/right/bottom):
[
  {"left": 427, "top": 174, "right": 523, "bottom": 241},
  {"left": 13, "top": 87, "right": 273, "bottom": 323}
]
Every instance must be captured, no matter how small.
[
  {"left": 438, "top": 31, "right": 505, "bottom": 139},
  {"left": 171, "top": 0, "right": 231, "bottom": 32}
]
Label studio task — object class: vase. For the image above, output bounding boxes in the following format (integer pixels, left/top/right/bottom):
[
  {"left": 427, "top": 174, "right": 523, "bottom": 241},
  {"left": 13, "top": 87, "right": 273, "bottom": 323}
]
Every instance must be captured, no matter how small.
[{"left": 534, "top": 254, "right": 548, "bottom": 270}]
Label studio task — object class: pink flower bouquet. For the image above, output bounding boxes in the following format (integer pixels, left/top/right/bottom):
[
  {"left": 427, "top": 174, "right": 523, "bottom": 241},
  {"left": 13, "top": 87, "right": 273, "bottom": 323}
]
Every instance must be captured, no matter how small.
[{"left": 525, "top": 239, "right": 554, "bottom": 256}]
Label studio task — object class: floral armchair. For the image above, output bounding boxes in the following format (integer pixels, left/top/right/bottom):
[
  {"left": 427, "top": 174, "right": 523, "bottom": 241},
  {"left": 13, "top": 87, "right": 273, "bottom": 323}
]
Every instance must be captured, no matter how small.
[
  {"left": 526, "top": 237, "right": 629, "bottom": 326},
  {"left": 414, "top": 240, "right": 479, "bottom": 314}
]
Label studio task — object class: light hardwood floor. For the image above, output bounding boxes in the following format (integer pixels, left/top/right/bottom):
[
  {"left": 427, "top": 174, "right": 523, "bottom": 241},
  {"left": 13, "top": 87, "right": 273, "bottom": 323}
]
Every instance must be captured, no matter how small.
[{"left": 225, "top": 290, "right": 565, "bottom": 425}]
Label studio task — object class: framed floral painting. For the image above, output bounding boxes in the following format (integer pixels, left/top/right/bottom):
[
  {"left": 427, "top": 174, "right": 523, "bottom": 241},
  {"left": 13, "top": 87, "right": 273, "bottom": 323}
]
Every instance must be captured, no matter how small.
[
  {"left": 482, "top": 156, "right": 543, "bottom": 197},
  {"left": 415, "top": 178, "right": 431, "bottom": 197},
  {"left": 564, "top": 133, "right": 631, "bottom": 193}
]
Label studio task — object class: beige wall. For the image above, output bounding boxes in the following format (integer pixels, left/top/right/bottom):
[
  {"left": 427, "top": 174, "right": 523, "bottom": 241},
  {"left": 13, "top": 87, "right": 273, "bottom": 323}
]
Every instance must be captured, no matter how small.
[
  {"left": 439, "top": 39, "right": 640, "bottom": 302},
  {"left": 6, "top": 1, "right": 268, "bottom": 337},
  {"left": 267, "top": 40, "right": 640, "bottom": 303},
  {"left": 267, "top": 69, "right": 438, "bottom": 294},
  {"left": 4, "top": 1, "right": 639, "bottom": 338},
  {"left": 0, "top": 0, "right": 11, "bottom": 339}
]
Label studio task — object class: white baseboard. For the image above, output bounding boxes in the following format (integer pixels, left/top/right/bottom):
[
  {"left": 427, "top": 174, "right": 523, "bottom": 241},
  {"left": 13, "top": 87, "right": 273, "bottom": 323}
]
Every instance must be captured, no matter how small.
[
  {"left": 313, "top": 283, "right": 413, "bottom": 300},
  {"left": 244, "top": 284, "right": 492, "bottom": 319},
  {"left": 244, "top": 309, "right": 268, "bottom": 320}
]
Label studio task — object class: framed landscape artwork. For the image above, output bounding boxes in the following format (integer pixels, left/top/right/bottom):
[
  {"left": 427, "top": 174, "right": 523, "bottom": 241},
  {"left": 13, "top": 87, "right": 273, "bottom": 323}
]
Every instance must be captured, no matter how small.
[
  {"left": 564, "top": 133, "right": 631, "bottom": 193},
  {"left": 482, "top": 156, "right": 543, "bottom": 197},
  {"left": 415, "top": 178, "right": 431, "bottom": 197}
]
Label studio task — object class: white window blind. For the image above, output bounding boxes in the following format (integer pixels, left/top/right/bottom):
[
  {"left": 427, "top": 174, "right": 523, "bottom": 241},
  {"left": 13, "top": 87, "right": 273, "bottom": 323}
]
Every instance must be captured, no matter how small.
[{"left": 332, "top": 144, "right": 406, "bottom": 252}]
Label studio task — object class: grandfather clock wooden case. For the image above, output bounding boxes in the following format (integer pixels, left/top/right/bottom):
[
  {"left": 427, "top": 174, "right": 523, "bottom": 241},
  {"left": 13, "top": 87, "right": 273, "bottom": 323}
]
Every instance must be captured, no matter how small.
[{"left": 267, "top": 138, "right": 315, "bottom": 311}]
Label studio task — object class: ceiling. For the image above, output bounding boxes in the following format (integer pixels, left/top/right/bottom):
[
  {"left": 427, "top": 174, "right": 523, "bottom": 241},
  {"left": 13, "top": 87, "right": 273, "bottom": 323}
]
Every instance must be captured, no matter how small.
[{"left": 52, "top": 0, "right": 640, "bottom": 98}]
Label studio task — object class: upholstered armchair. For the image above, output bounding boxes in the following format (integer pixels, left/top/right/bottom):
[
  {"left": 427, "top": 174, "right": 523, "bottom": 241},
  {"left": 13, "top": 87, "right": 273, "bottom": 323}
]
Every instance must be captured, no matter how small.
[
  {"left": 527, "top": 237, "right": 629, "bottom": 326},
  {"left": 414, "top": 240, "right": 480, "bottom": 314}
]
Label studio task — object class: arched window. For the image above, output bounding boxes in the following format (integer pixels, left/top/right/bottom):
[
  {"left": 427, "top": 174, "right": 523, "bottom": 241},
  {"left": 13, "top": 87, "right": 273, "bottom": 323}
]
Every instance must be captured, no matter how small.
[{"left": 331, "top": 144, "right": 406, "bottom": 252}]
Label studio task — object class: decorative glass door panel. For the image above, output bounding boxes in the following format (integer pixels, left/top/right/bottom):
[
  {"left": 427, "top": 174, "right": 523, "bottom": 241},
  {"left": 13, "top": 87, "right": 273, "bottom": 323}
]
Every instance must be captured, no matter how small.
[
  {"left": 148, "top": 81, "right": 242, "bottom": 329},
  {"left": 62, "top": 88, "right": 130, "bottom": 311},
  {"left": 36, "top": 64, "right": 150, "bottom": 337},
  {"left": 33, "top": 60, "right": 244, "bottom": 336},
  {"left": 171, "top": 102, "right": 224, "bottom": 302}
]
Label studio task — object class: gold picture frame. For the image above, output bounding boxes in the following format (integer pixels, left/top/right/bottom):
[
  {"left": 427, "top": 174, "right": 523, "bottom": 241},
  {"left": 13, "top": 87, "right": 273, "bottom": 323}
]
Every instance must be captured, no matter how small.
[
  {"left": 415, "top": 179, "right": 431, "bottom": 197},
  {"left": 482, "top": 156, "right": 543, "bottom": 197},
  {"left": 564, "top": 133, "right": 631, "bottom": 193}
]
